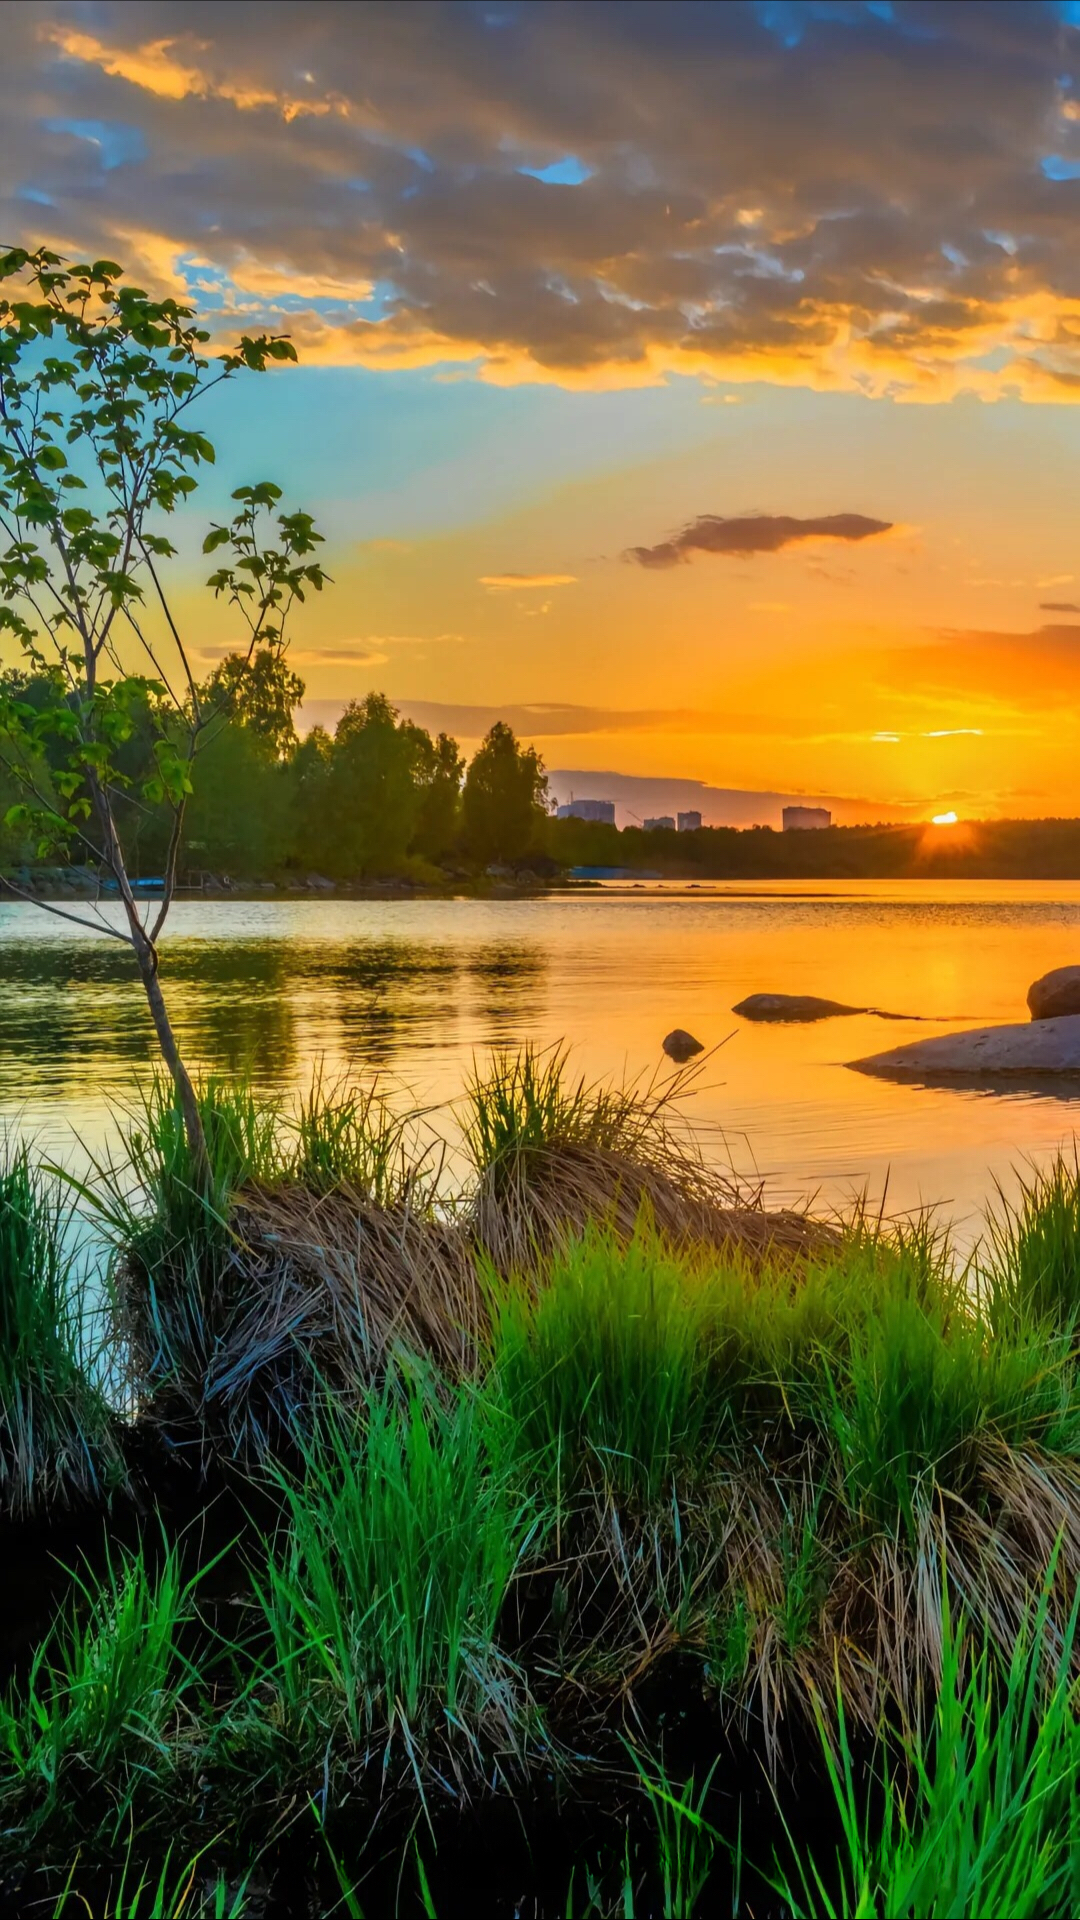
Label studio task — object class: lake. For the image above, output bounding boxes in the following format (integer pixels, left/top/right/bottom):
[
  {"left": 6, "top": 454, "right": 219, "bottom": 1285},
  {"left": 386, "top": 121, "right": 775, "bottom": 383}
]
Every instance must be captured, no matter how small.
[{"left": 4, "top": 879, "right": 1080, "bottom": 1241}]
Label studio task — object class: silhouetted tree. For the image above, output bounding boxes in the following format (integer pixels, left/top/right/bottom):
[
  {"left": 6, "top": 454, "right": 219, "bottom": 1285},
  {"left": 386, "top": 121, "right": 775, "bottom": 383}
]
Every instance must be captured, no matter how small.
[
  {"left": 462, "top": 722, "right": 547, "bottom": 866},
  {"left": 326, "top": 694, "right": 426, "bottom": 876},
  {"left": 411, "top": 728, "right": 464, "bottom": 861}
]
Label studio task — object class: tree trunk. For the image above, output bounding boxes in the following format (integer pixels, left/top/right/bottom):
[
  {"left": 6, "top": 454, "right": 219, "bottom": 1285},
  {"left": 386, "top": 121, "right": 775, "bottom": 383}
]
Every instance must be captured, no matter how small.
[
  {"left": 85, "top": 768, "right": 210, "bottom": 1183},
  {"left": 131, "top": 929, "right": 211, "bottom": 1185}
]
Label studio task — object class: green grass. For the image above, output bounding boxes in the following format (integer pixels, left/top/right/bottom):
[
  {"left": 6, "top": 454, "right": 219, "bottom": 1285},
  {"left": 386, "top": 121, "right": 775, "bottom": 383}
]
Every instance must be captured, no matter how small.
[
  {"left": 463, "top": 1043, "right": 643, "bottom": 1175},
  {"left": 487, "top": 1226, "right": 725, "bottom": 1503},
  {"left": 9, "top": 1055, "right": 1080, "bottom": 1909},
  {"left": 108, "top": 1075, "right": 283, "bottom": 1272},
  {"left": 776, "top": 1578, "right": 1080, "bottom": 1920},
  {"left": 0, "top": 1143, "right": 121, "bottom": 1515},
  {"left": 984, "top": 1151, "right": 1080, "bottom": 1339},
  {"left": 288, "top": 1070, "right": 426, "bottom": 1203},
  {"left": 52, "top": 1841, "right": 252, "bottom": 1919},
  {"left": 487, "top": 1216, "right": 1074, "bottom": 1526},
  {"left": 0, "top": 1537, "right": 205, "bottom": 1845},
  {"left": 244, "top": 1372, "right": 540, "bottom": 1789},
  {"left": 629, "top": 1747, "right": 723, "bottom": 1919}
]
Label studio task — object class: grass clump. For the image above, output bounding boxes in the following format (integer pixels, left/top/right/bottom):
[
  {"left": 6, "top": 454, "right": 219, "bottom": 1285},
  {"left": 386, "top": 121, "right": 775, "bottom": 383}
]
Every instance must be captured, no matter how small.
[
  {"left": 984, "top": 1150, "right": 1080, "bottom": 1339},
  {"left": 0, "top": 1538, "right": 203, "bottom": 1849},
  {"left": 778, "top": 1581, "right": 1080, "bottom": 1920},
  {"left": 488, "top": 1226, "right": 723, "bottom": 1504},
  {"left": 0, "top": 1144, "right": 121, "bottom": 1518},
  {"left": 84, "top": 1074, "right": 476, "bottom": 1464},
  {"left": 465, "top": 1042, "right": 830, "bottom": 1273},
  {"left": 244, "top": 1372, "right": 539, "bottom": 1792},
  {"left": 798, "top": 1233, "right": 1071, "bottom": 1539}
]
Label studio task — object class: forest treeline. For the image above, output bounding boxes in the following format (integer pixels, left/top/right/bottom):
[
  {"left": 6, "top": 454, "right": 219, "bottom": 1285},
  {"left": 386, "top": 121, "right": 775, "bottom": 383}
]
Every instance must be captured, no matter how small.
[
  {"left": 2, "top": 649, "right": 1079, "bottom": 884},
  {"left": 0, "top": 655, "right": 550, "bottom": 882},
  {"left": 555, "top": 812, "right": 1080, "bottom": 879}
]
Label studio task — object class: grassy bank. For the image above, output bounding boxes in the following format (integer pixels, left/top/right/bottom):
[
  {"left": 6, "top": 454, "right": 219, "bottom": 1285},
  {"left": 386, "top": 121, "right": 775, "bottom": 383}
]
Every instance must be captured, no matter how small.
[{"left": 3, "top": 1051, "right": 1080, "bottom": 1915}]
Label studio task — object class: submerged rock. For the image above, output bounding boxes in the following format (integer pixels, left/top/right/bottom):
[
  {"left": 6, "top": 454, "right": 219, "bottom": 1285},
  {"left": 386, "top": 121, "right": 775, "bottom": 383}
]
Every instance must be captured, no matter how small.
[
  {"left": 662, "top": 1028, "right": 705, "bottom": 1063},
  {"left": 734, "top": 993, "right": 864, "bottom": 1022},
  {"left": 1028, "top": 967, "right": 1080, "bottom": 1021},
  {"left": 849, "top": 1014, "right": 1080, "bottom": 1079}
]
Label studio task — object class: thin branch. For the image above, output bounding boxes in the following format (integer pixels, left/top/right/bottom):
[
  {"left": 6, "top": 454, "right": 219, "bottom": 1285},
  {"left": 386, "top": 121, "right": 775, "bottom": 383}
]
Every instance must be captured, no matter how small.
[
  {"left": 136, "top": 540, "right": 204, "bottom": 723},
  {"left": 118, "top": 601, "right": 185, "bottom": 714},
  {"left": 148, "top": 795, "right": 186, "bottom": 944},
  {"left": 0, "top": 874, "right": 133, "bottom": 942}
]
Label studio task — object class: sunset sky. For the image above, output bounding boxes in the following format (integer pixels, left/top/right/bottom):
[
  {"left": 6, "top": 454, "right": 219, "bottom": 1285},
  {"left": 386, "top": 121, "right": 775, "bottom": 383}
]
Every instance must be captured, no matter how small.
[{"left": 6, "top": 1, "right": 1080, "bottom": 820}]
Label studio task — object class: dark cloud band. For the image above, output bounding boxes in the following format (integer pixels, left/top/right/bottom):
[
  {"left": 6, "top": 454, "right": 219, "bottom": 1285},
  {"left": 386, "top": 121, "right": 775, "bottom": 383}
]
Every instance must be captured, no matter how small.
[{"left": 625, "top": 511, "right": 893, "bottom": 568}]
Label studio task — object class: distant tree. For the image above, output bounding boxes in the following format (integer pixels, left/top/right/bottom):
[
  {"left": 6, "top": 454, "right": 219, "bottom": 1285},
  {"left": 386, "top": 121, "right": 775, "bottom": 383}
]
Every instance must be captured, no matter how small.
[
  {"left": 286, "top": 721, "right": 333, "bottom": 871},
  {"left": 0, "top": 245, "right": 327, "bottom": 1170},
  {"left": 462, "top": 721, "right": 547, "bottom": 865},
  {"left": 201, "top": 645, "right": 305, "bottom": 760},
  {"left": 181, "top": 722, "right": 289, "bottom": 879},
  {"left": 326, "top": 693, "right": 426, "bottom": 876},
  {"left": 411, "top": 728, "right": 464, "bottom": 861}
]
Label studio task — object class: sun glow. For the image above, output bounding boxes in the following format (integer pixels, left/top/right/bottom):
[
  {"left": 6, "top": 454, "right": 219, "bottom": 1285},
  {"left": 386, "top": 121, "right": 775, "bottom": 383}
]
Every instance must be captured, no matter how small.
[{"left": 931, "top": 811, "right": 959, "bottom": 825}]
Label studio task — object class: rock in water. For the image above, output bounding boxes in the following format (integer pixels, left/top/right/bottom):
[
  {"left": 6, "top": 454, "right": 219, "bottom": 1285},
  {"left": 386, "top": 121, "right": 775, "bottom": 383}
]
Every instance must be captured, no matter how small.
[
  {"left": 1028, "top": 967, "right": 1080, "bottom": 1021},
  {"left": 663, "top": 1028, "right": 705, "bottom": 1063},
  {"left": 734, "top": 993, "right": 863, "bottom": 1022},
  {"left": 849, "top": 1015, "right": 1080, "bottom": 1079}
]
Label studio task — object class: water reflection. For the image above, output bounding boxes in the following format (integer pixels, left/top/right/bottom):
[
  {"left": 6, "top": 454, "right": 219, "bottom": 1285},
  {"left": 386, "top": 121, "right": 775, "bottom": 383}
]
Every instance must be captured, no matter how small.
[
  {"left": 0, "top": 931, "right": 546, "bottom": 1109},
  {"left": 3, "top": 884, "right": 1080, "bottom": 1232}
]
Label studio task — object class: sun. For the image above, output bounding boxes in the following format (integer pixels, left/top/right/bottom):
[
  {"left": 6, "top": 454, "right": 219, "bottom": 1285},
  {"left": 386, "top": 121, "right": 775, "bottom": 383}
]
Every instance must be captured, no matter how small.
[{"left": 931, "top": 810, "right": 959, "bottom": 826}]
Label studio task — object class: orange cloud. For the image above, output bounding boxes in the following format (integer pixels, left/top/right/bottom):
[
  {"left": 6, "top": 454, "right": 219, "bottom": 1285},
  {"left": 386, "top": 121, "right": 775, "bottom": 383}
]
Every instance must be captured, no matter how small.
[
  {"left": 478, "top": 573, "right": 577, "bottom": 590},
  {"left": 42, "top": 23, "right": 348, "bottom": 121}
]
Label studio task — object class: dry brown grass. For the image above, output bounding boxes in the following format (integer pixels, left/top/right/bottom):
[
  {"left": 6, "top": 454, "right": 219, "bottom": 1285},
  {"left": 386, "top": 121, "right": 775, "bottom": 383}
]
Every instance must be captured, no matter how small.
[
  {"left": 234, "top": 1181, "right": 482, "bottom": 1383},
  {"left": 469, "top": 1138, "right": 836, "bottom": 1276},
  {"left": 465, "top": 1044, "right": 835, "bottom": 1275},
  {"left": 518, "top": 1430, "right": 1080, "bottom": 1774}
]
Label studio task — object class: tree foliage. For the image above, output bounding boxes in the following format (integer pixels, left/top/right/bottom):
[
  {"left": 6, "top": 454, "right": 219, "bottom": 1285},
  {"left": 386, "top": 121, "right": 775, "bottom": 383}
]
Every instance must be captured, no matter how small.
[
  {"left": 0, "top": 245, "right": 325, "bottom": 1161},
  {"left": 462, "top": 721, "right": 548, "bottom": 866}
]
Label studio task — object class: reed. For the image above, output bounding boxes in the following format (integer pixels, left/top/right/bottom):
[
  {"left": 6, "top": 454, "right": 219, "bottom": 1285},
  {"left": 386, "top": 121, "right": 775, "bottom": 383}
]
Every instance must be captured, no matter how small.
[
  {"left": 775, "top": 1577, "right": 1080, "bottom": 1920},
  {"left": 243, "top": 1372, "right": 539, "bottom": 1793},
  {"left": 0, "top": 1143, "right": 121, "bottom": 1517},
  {"left": 0, "top": 1537, "right": 204, "bottom": 1845}
]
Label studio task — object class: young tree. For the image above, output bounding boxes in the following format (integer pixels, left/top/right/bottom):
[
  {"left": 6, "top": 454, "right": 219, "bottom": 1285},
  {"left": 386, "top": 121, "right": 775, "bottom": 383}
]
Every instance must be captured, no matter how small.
[
  {"left": 0, "top": 246, "right": 327, "bottom": 1171},
  {"left": 462, "top": 721, "right": 548, "bottom": 866}
]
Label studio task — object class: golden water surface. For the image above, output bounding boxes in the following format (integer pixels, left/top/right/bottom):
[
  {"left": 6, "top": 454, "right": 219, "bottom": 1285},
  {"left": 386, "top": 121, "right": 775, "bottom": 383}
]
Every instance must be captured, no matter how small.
[{"left": 5, "top": 879, "right": 1080, "bottom": 1239}]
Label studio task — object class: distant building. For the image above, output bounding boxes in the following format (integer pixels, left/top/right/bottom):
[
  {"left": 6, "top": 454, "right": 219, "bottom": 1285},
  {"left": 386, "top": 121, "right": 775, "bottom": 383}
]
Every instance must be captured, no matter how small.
[
  {"left": 676, "top": 810, "right": 702, "bottom": 833},
  {"left": 643, "top": 815, "right": 676, "bottom": 831},
  {"left": 556, "top": 798, "right": 616, "bottom": 824},
  {"left": 782, "top": 806, "right": 832, "bottom": 831}
]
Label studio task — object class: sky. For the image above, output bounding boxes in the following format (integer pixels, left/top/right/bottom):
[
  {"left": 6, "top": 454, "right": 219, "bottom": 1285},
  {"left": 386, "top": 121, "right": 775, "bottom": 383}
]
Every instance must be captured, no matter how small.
[{"left": 5, "top": 1, "right": 1080, "bottom": 822}]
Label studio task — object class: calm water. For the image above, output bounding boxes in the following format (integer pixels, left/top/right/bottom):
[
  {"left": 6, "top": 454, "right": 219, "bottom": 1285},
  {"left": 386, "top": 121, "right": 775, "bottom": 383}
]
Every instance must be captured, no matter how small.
[{"left": 5, "top": 880, "right": 1080, "bottom": 1238}]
